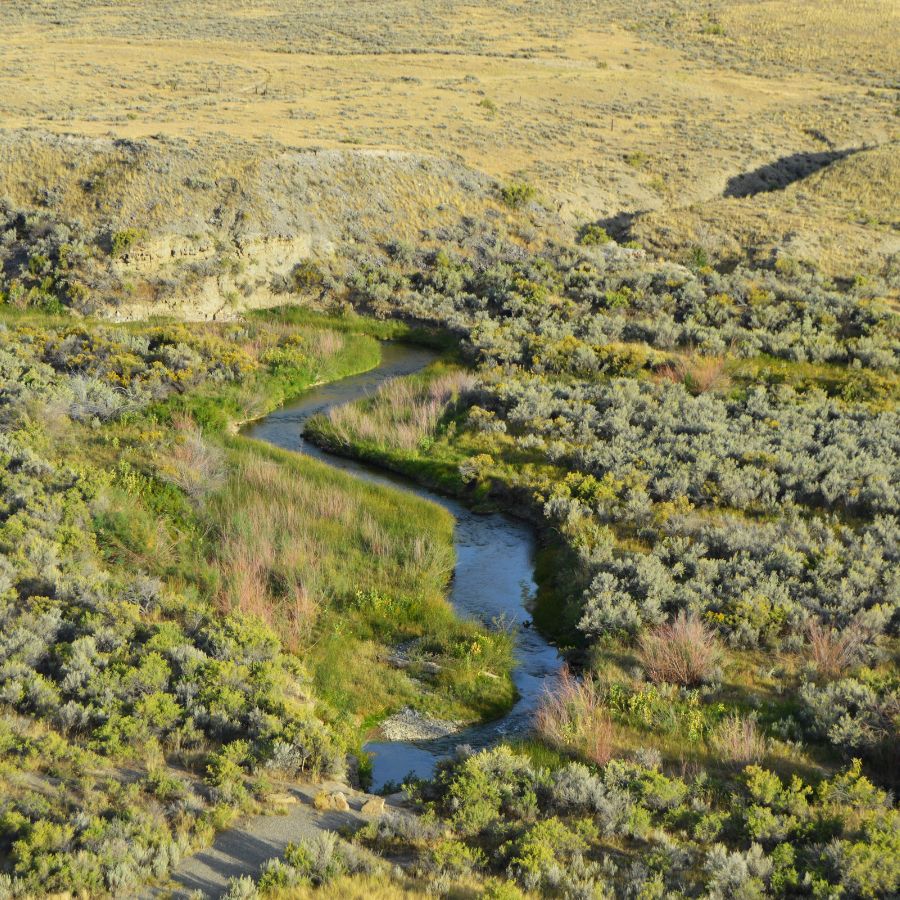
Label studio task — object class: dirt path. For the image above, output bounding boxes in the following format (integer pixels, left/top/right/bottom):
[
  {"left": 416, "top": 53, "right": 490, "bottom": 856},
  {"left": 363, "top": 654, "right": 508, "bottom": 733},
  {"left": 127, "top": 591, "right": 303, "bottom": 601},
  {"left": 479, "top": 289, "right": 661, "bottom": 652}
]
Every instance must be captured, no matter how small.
[{"left": 155, "top": 781, "right": 405, "bottom": 899}]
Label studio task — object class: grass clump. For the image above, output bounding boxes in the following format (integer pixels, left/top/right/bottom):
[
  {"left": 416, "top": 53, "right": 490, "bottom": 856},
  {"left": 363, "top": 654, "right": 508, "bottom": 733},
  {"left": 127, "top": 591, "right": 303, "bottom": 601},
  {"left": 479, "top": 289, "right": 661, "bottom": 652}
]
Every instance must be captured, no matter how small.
[
  {"left": 318, "top": 369, "right": 475, "bottom": 452},
  {"left": 535, "top": 666, "right": 614, "bottom": 766},
  {"left": 638, "top": 612, "right": 724, "bottom": 686},
  {"left": 711, "top": 714, "right": 767, "bottom": 766},
  {"left": 805, "top": 619, "right": 866, "bottom": 680}
]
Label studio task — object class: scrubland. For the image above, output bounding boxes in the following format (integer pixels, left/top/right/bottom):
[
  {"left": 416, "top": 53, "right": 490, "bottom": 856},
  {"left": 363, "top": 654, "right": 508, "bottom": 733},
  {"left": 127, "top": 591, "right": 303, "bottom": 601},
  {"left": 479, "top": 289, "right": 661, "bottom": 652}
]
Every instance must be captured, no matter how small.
[
  {"left": 0, "top": 0, "right": 898, "bottom": 897},
  {"left": 0, "top": 311, "right": 512, "bottom": 896},
  {"left": 297, "top": 218, "right": 898, "bottom": 897}
]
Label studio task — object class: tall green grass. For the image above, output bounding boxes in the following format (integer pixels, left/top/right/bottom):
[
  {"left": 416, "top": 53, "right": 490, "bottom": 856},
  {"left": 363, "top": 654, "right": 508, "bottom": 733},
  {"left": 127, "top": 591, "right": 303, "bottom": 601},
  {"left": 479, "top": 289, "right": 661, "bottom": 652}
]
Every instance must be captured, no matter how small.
[
  {"left": 305, "top": 361, "right": 476, "bottom": 496},
  {"left": 210, "top": 436, "right": 514, "bottom": 723},
  {"left": 250, "top": 304, "right": 458, "bottom": 351},
  {"left": 28, "top": 308, "right": 513, "bottom": 732}
]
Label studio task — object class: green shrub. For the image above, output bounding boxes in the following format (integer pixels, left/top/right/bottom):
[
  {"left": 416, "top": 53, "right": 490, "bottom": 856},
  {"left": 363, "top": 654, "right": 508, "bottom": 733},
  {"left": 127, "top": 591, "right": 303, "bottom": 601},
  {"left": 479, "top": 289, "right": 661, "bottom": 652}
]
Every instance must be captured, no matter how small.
[
  {"left": 110, "top": 228, "right": 142, "bottom": 258},
  {"left": 505, "top": 817, "right": 587, "bottom": 890},
  {"left": 292, "top": 259, "right": 325, "bottom": 292},
  {"left": 578, "top": 224, "right": 612, "bottom": 246},
  {"left": 499, "top": 181, "right": 536, "bottom": 209}
]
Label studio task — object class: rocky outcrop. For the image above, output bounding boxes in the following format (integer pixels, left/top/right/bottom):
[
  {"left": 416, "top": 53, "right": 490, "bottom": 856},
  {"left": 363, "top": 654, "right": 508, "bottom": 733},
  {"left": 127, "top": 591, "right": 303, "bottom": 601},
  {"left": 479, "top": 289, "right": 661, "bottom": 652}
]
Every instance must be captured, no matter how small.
[{"left": 0, "top": 129, "right": 534, "bottom": 321}]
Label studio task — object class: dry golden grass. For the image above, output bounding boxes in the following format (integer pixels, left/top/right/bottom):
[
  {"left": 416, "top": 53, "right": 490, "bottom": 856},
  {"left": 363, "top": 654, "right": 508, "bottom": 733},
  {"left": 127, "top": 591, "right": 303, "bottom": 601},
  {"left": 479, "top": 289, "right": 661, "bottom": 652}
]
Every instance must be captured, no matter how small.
[
  {"left": 718, "top": 1, "right": 900, "bottom": 82},
  {"left": 656, "top": 355, "right": 732, "bottom": 395},
  {"left": 635, "top": 143, "right": 900, "bottom": 282},
  {"left": 638, "top": 613, "right": 725, "bottom": 686},
  {"left": 0, "top": 1, "right": 894, "bottom": 311},
  {"left": 1, "top": 0, "right": 894, "bottom": 233}
]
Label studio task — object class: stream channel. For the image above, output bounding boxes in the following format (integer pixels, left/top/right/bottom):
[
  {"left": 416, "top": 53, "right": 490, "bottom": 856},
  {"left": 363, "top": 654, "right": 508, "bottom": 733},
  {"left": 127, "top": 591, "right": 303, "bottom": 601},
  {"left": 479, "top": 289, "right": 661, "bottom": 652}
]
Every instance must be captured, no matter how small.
[{"left": 244, "top": 342, "right": 562, "bottom": 789}]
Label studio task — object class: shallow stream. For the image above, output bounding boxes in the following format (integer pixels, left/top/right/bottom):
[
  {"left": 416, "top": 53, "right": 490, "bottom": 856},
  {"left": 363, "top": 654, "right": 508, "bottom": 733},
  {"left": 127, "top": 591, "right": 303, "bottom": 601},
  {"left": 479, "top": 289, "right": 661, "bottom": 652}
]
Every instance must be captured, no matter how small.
[{"left": 244, "top": 342, "right": 561, "bottom": 789}]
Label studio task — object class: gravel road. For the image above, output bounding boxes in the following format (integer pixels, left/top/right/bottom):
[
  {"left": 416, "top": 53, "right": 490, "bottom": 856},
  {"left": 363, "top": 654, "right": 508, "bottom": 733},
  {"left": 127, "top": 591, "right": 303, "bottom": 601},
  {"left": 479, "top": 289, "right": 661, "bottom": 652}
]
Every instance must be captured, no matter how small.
[{"left": 151, "top": 781, "right": 405, "bottom": 899}]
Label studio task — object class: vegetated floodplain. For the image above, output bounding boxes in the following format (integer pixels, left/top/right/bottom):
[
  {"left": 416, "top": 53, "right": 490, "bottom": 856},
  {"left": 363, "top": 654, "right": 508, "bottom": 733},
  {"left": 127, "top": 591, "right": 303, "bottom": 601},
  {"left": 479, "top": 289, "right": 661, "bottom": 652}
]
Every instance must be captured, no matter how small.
[
  {"left": 294, "top": 227, "right": 899, "bottom": 898},
  {"left": 2, "top": 221, "right": 898, "bottom": 900},
  {"left": 0, "top": 307, "right": 514, "bottom": 896},
  {"left": 0, "top": 0, "right": 898, "bottom": 895}
]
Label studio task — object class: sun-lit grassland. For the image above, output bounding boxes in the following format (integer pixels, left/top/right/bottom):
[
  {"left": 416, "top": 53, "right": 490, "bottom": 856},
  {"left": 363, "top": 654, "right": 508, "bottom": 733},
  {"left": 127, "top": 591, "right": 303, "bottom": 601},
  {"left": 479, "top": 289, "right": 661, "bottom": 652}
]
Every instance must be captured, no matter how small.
[{"left": 1, "top": 0, "right": 896, "bottom": 294}]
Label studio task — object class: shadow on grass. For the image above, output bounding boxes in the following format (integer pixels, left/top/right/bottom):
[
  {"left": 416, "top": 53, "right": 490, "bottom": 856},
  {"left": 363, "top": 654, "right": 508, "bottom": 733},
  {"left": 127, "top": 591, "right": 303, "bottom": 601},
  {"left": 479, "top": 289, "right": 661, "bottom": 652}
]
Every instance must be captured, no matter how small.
[{"left": 723, "top": 147, "right": 861, "bottom": 198}]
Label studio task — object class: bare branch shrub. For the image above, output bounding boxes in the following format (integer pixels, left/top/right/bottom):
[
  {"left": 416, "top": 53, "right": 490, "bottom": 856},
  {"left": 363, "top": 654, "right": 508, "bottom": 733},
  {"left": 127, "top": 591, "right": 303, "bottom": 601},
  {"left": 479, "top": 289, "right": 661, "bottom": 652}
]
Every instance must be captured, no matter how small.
[
  {"left": 638, "top": 612, "right": 724, "bottom": 686},
  {"left": 160, "top": 417, "right": 225, "bottom": 500},
  {"left": 535, "top": 665, "right": 614, "bottom": 766}
]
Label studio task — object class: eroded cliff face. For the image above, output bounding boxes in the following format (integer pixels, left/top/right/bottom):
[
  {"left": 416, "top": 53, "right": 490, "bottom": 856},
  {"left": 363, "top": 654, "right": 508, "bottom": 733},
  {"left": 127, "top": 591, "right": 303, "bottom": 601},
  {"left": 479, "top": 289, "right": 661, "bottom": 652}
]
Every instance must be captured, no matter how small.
[
  {"left": 0, "top": 131, "right": 538, "bottom": 320},
  {"left": 109, "top": 232, "right": 322, "bottom": 320}
]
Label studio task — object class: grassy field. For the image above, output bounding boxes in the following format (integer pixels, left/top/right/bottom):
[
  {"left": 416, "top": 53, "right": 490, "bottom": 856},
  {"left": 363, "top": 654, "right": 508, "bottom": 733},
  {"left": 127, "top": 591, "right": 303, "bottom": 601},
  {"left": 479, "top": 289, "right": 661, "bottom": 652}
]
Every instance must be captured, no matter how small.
[
  {"left": 213, "top": 436, "right": 514, "bottom": 725},
  {"left": 1, "top": 1, "right": 896, "bottom": 290}
]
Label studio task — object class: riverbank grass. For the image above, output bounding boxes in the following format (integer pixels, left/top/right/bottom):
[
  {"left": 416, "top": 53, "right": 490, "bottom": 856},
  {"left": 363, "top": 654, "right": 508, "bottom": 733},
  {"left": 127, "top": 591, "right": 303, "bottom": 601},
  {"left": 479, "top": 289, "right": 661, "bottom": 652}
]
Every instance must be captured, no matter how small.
[
  {"left": 212, "top": 435, "right": 516, "bottom": 724},
  {"left": 3, "top": 307, "right": 517, "bottom": 763}
]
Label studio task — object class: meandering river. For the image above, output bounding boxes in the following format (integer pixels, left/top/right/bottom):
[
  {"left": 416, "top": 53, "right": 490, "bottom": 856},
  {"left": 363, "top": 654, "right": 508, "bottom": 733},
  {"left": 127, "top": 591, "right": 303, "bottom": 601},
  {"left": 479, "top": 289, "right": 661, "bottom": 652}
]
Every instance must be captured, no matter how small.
[{"left": 244, "top": 342, "right": 562, "bottom": 789}]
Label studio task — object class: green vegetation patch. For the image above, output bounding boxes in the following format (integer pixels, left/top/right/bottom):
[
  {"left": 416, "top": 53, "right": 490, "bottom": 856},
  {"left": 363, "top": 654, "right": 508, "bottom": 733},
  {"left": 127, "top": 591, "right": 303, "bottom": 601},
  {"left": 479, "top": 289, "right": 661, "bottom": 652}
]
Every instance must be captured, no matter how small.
[{"left": 0, "top": 308, "right": 514, "bottom": 895}]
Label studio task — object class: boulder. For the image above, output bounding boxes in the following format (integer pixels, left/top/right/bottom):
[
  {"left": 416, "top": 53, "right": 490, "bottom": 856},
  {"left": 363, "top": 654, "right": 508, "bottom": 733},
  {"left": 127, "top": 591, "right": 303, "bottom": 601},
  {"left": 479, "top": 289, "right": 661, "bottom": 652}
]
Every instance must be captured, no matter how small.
[
  {"left": 314, "top": 789, "right": 351, "bottom": 811},
  {"left": 361, "top": 795, "right": 385, "bottom": 816}
]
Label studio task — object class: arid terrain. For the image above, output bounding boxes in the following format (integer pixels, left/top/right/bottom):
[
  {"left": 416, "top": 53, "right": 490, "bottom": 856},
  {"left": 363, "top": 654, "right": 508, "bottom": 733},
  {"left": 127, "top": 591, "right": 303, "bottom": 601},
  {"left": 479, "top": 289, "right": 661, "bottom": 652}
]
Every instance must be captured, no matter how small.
[{"left": 1, "top": 0, "right": 897, "bottom": 294}]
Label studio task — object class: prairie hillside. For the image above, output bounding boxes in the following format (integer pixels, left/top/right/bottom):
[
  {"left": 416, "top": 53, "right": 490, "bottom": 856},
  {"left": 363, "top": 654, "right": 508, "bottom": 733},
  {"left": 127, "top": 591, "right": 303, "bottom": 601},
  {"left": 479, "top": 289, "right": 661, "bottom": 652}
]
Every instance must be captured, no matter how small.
[{"left": 1, "top": 0, "right": 897, "bottom": 295}]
